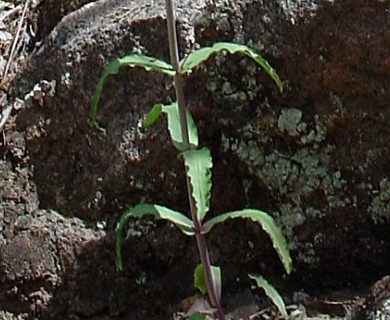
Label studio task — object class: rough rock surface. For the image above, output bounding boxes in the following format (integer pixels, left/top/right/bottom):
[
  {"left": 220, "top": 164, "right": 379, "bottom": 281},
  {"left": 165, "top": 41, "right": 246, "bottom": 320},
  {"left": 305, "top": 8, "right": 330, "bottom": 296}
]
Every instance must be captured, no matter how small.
[
  {"left": 0, "top": 210, "right": 104, "bottom": 318},
  {"left": 11, "top": 0, "right": 208, "bottom": 222},
  {"left": 195, "top": 0, "right": 390, "bottom": 285},
  {"left": 1, "top": 0, "right": 390, "bottom": 318}
]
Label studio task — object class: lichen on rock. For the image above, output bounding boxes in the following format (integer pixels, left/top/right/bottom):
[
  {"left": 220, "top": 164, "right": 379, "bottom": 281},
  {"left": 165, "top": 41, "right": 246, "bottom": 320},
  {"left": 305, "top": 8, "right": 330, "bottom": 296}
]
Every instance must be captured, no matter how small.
[{"left": 370, "top": 178, "right": 390, "bottom": 224}]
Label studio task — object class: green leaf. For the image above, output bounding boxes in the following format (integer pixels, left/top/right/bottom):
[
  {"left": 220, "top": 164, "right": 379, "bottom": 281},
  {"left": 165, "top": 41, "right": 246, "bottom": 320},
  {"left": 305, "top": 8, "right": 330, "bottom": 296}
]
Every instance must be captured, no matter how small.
[
  {"left": 203, "top": 209, "right": 292, "bottom": 274},
  {"left": 143, "top": 103, "right": 162, "bottom": 128},
  {"left": 194, "top": 264, "right": 207, "bottom": 295},
  {"left": 187, "top": 314, "right": 206, "bottom": 320},
  {"left": 90, "top": 58, "right": 120, "bottom": 122},
  {"left": 193, "top": 264, "right": 222, "bottom": 300},
  {"left": 161, "top": 102, "right": 198, "bottom": 151},
  {"left": 115, "top": 204, "right": 194, "bottom": 271},
  {"left": 90, "top": 55, "right": 174, "bottom": 122},
  {"left": 249, "top": 273, "right": 287, "bottom": 317},
  {"left": 118, "top": 54, "right": 174, "bottom": 75},
  {"left": 213, "top": 266, "right": 222, "bottom": 301},
  {"left": 183, "top": 148, "right": 212, "bottom": 221},
  {"left": 180, "top": 42, "right": 282, "bottom": 91}
]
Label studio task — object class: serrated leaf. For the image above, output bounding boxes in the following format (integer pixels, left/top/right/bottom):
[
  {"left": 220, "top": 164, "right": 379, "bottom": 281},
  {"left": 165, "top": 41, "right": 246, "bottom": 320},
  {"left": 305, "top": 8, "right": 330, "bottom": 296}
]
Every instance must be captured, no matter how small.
[
  {"left": 193, "top": 264, "right": 221, "bottom": 300},
  {"left": 183, "top": 148, "right": 212, "bottom": 221},
  {"left": 203, "top": 209, "right": 292, "bottom": 274},
  {"left": 249, "top": 274, "right": 287, "bottom": 317},
  {"left": 90, "top": 55, "right": 174, "bottom": 122},
  {"left": 180, "top": 42, "right": 282, "bottom": 91},
  {"left": 161, "top": 102, "right": 198, "bottom": 150},
  {"left": 115, "top": 204, "right": 194, "bottom": 271},
  {"left": 143, "top": 103, "right": 163, "bottom": 128}
]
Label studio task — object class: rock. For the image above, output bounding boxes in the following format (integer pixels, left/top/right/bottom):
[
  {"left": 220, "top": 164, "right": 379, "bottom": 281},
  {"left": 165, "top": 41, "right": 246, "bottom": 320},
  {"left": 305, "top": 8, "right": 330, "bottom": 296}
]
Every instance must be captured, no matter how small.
[
  {"left": 2, "top": 0, "right": 390, "bottom": 318},
  {"left": 349, "top": 276, "right": 390, "bottom": 320},
  {"left": 0, "top": 209, "right": 104, "bottom": 318},
  {"left": 11, "top": 0, "right": 206, "bottom": 222},
  {"left": 194, "top": 0, "right": 390, "bottom": 286},
  {"left": 36, "top": 0, "right": 96, "bottom": 40}
]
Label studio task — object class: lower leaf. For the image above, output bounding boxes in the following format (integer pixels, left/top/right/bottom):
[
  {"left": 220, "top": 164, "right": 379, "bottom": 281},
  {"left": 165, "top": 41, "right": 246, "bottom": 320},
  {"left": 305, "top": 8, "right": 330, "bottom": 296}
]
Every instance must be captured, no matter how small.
[
  {"left": 193, "top": 264, "right": 222, "bottom": 301},
  {"left": 249, "top": 273, "right": 287, "bottom": 317},
  {"left": 202, "top": 209, "right": 292, "bottom": 274},
  {"left": 115, "top": 204, "right": 194, "bottom": 271}
]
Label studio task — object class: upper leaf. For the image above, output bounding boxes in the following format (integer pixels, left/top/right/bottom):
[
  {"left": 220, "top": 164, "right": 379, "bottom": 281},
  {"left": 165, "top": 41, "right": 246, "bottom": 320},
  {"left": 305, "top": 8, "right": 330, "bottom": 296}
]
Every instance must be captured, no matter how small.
[
  {"left": 90, "top": 55, "right": 174, "bottom": 122},
  {"left": 115, "top": 203, "right": 194, "bottom": 271},
  {"left": 203, "top": 209, "right": 292, "bottom": 274},
  {"left": 180, "top": 42, "right": 282, "bottom": 91},
  {"left": 118, "top": 55, "right": 175, "bottom": 75},
  {"left": 161, "top": 102, "right": 198, "bottom": 151},
  {"left": 90, "top": 58, "right": 120, "bottom": 122},
  {"left": 183, "top": 148, "right": 213, "bottom": 221},
  {"left": 249, "top": 274, "right": 288, "bottom": 317}
]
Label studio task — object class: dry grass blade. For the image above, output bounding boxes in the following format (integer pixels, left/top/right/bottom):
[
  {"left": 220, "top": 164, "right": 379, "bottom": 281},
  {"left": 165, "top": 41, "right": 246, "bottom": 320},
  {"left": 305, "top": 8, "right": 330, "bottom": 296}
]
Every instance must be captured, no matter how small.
[
  {"left": 0, "top": 0, "right": 31, "bottom": 133},
  {"left": 1, "top": 0, "right": 31, "bottom": 84}
]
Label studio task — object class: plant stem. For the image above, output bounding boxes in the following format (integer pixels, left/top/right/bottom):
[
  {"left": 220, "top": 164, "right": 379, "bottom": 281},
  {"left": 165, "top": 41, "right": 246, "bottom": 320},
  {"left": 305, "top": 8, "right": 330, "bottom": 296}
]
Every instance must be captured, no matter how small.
[{"left": 164, "top": 1, "right": 226, "bottom": 319}]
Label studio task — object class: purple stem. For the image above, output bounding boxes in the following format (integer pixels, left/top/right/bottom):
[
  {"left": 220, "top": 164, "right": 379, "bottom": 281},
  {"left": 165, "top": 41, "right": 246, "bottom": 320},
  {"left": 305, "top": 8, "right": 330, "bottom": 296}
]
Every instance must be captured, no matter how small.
[{"left": 164, "top": 1, "right": 226, "bottom": 319}]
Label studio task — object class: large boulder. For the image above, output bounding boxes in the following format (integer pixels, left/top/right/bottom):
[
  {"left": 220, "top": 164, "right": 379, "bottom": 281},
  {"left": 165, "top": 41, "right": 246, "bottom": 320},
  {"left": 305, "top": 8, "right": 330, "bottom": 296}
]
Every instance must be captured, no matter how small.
[{"left": 1, "top": 0, "right": 389, "bottom": 318}]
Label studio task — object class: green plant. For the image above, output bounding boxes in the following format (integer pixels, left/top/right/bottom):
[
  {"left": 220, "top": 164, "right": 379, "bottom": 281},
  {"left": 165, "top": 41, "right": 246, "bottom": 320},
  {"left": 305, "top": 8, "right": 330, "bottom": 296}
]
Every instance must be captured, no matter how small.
[{"left": 90, "top": 1, "right": 292, "bottom": 319}]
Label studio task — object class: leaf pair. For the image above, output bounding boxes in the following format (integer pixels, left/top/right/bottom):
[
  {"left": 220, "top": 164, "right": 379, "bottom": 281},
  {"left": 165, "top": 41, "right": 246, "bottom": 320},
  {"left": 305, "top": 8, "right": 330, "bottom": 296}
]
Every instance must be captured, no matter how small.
[
  {"left": 90, "top": 42, "right": 283, "bottom": 122},
  {"left": 115, "top": 193, "right": 292, "bottom": 277}
]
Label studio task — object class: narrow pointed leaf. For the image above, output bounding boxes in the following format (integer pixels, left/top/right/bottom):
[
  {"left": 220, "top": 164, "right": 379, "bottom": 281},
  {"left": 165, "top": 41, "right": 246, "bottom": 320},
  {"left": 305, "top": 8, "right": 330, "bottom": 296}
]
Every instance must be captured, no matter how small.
[
  {"left": 180, "top": 42, "right": 282, "bottom": 91},
  {"left": 90, "top": 58, "right": 121, "bottom": 121},
  {"left": 161, "top": 102, "right": 198, "bottom": 150},
  {"left": 115, "top": 204, "right": 194, "bottom": 271},
  {"left": 90, "top": 55, "right": 174, "bottom": 122},
  {"left": 118, "top": 54, "right": 174, "bottom": 75},
  {"left": 203, "top": 209, "right": 292, "bottom": 274},
  {"left": 183, "top": 148, "right": 212, "bottom": 221},
  {"left": 194, "top": 264, "right": 222, "bottom": 300},
  {"left": 143, "top": 103, "right": 163, "bottom": 128},
  {"left": 249, "top": 274, "right": 287, "bottom": 316}
]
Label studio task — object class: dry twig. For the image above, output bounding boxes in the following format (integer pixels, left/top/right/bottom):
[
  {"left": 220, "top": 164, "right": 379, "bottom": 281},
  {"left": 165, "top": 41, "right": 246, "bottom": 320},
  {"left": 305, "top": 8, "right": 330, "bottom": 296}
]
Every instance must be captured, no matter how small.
[
  {"left": 1, "top": 0, "right": 31, "bottom": 84},
  {"left": 0, "top": 0, "right": 31, "bottom": 133}
]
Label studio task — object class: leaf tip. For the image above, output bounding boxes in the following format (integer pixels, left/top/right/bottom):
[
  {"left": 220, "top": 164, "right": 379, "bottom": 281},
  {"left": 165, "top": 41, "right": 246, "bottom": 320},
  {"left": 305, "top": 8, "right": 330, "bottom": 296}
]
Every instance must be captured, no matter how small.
[
  {"left": 278, "top": 81, "right": 284, "bottom": 93},
  {"left": 115, "top": 257, "right": 123, "bottom": 272}
]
